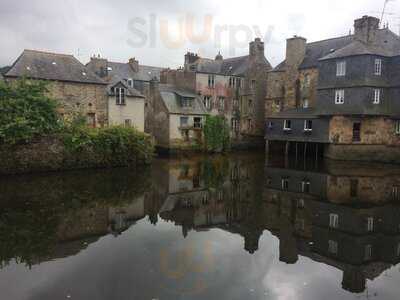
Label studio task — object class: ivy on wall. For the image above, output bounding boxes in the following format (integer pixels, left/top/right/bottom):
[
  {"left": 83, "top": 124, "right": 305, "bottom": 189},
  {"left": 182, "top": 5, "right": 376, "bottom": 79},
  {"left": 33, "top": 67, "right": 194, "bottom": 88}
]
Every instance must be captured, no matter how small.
[{"left": 203, "top": 115, "right": 230, "bottom": 152}]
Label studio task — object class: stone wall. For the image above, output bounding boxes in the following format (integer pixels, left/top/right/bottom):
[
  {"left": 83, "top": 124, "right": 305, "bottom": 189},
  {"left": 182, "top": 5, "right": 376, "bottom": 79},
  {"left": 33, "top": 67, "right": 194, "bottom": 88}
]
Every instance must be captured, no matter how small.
[{"left": 324, "top": 144, "right": 400, "bottom": 163}]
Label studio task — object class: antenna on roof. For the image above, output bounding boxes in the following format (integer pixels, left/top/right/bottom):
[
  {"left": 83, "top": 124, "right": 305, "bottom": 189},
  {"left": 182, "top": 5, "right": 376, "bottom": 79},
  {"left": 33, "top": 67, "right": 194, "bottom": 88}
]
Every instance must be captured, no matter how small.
[{"left": 380, "top": 0, "right": 395, "bottom": 26}]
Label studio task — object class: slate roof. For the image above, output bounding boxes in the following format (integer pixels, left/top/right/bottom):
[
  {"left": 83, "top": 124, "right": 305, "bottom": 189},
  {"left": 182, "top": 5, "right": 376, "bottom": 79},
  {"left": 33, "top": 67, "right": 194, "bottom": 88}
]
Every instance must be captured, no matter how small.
[
  {"left": 107, "top": 61, "right": 163, "bottom": 82},
  {"left": 320, "top": 29, "right": 400, "bottom": 60},
  {"left": 189, "top": 55, "right": 271, "bottom": 76},
  {"left": 158, "top": 84, "right": 208, "bottom": 115},
  {"left": 271, "top": 28, "right": 400, "bottom": 71},
  {"left": 5, "top": 50, "right": 106, "bottom": 85},
  {"left": 107, "top": 81, "right": 144, "bottom": 98}
]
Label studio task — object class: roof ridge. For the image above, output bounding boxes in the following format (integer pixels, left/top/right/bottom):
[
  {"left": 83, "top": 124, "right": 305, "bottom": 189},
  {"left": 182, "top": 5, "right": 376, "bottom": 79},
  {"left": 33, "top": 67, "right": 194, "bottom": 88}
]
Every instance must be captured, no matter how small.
[
  {"left": 306, "top": 34, "right": 353, "bottom": 46},
  {"left": 24, "top": 49, "right": 74, "bottom": 57}
]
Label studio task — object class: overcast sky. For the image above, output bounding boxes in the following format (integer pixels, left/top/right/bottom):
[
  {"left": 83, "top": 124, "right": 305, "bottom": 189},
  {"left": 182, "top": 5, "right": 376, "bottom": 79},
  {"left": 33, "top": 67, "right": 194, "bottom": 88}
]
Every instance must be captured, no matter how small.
[{"left": 1, "top": 0, "right": 400, "bottom": 68}]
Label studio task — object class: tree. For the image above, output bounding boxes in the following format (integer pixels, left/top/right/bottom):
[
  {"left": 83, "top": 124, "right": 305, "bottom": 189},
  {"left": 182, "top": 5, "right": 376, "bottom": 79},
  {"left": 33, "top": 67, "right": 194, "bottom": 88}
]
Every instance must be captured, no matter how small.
[{"left": 203, "top": 115, "right": 230, "bottom": 152}]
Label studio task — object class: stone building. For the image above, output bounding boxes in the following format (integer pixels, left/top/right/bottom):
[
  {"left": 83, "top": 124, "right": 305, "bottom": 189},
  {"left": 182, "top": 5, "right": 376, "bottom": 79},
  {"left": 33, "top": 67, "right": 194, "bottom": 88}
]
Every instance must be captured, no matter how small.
[
  {"left": 265, "top": 16, "right": 400, "bottom": 163},
  {"left": 161, "top": 38, "right": 272, "bottom": 148},
  {"left": 5, "top": 50, "right": 108, "bottom": 127},
  {"left": 148, "top": 81, "right": 208, "bottom": 151},
  {"left": 86, "top": 56, "right": 164, "bottom": 132}
]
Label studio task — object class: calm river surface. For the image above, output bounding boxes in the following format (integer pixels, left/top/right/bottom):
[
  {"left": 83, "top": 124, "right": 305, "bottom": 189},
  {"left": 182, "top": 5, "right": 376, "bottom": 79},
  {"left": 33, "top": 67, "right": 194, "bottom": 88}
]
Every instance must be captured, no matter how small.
[{"left": 1, "top": 152, "right": 400, "bottom": 300}]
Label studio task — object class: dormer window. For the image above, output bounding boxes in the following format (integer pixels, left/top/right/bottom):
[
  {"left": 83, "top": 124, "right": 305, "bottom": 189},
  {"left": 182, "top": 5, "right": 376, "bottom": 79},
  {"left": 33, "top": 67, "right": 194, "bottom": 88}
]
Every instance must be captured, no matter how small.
[
  {"left": 127, "top": 78, "right": 133, "bottom": 87},
  {"left": 181, "top": 97, "right": 192, "bottom": 108},
  {"left": 336, "top": 61, "right": 346, "bottom": 77},
  {"left": 115, "top": 87, "right": 126, "bottom": 105},
  {"left": 374, "top": 59, "right": 382, "bottom": 75}
]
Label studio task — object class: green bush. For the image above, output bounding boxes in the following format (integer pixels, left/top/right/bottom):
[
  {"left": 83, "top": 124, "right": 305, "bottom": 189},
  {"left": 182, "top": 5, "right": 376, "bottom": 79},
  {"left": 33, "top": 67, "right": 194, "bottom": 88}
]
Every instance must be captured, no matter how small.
[
  {"left": 0, "top": 79, "right": 60, "bottom": 144},
  {"left": 203, "top": 115, "right": 230, "bottom": 152}
]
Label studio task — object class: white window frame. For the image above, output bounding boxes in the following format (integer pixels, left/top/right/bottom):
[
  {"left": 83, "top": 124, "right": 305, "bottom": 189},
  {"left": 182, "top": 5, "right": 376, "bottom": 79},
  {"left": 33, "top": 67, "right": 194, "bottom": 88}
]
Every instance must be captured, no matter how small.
[
  {"left": 335, "top": 89, "right": 345, "bottom": 104},
  {"left": 203, "top": 96, "right": 212, "bottom": 110},
  {"left": 283, "top": 120, "right": 292, "bottom": 131},
  {"left": 367, "top": 217, "right": 374, "bottom": 232},
  {"left": 365, "top": 244, "right": 373, "bottom": 261},
  {"left": 115, "top": 87, "right": 126, "bottom": 105},
  {"left": 328, "top": 240, "right": 338, "bottom": 255},
  {"left": 304, "top": 120, "right": 313, "bottom": 132},
  {"left": 329, "top": 213, "right": 339, "bottom": 228},
  {"left": 374, "top": 58, "right": 382, "bottom": 75},
  {"left": 281, "top": 178, "right": 289, "bottom": 191},
  {"left": 373, "top": 89, "right": 381, "bottom": 104},
  {"left": 303, "top": 99, "right": 309, "bottom": 108},
  {"left": 208, "top": 74, "right": 215, "bottom": 88},
  {"left": 301, "top": 180, "right": 311, "bottom": 193},
  {"left": 336, "top": 61, "right": 346, "bottom": 77},
  {"left": 395, "top": 121, "right": 400, "bottom": 135}
]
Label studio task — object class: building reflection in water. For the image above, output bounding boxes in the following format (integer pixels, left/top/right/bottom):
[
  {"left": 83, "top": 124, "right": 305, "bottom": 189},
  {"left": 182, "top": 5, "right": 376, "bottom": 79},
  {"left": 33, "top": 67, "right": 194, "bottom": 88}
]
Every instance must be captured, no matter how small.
[{"left": 1, "top": 153, "right": 400, "bottom": 295}]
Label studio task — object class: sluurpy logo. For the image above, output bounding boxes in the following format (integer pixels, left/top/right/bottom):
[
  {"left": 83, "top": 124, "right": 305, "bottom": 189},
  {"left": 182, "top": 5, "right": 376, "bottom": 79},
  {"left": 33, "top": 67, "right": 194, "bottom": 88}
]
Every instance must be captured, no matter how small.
[{"left": 127, "top": 14, "right": 274, "bottom": 56}]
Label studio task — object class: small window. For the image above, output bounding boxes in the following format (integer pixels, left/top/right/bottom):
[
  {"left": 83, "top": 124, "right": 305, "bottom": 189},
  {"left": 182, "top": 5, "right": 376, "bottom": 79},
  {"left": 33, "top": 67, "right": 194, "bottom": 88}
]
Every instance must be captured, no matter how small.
[
  {"left": 283, "top": 120, "right": 292, "bottom": 131},
  {"left": 219, "top": 97, "right": 225, "bottom": 110},
  {"left": 367, "top": 217, "right": 374, "bottom": 232},
  {"left": 248, "top": 99, "right": 253, "bottom": 111},
  {"left": 365, "top": 245, "right": 373, "bottom": 261},
  {"left": 124, "top": 119, "right": 132, "bottom": 127},
  {"left": 180, "top": 116, "right": 189, "bottom": 127},
  {"left": 303, "top": 99, "right": 309, "bottom": 108},
  {"left": 304, "top": 120, "right": 313, "bottom": 131},
  {"left": 304, "top": 74, "right": 311, "bottom": 86},
  {"left": 115, "top": 87, "right": 126, "bottom": 105},
  {"left": 194, "top": 117, "right": 202, "bottom": 129},
  {"left": 335, "top": 90, "right": 345, "bottom": 104},
  {"left": 233, "top": 99, "right": 239, "bottom": 108},
  {"left": 251, "top": 80, "right": 256, "bottom": 89},
  {"left": 231, "top": 118, "right": 240, "bottom": 132},
  {"left": 328, "top": 240, "right": 338, "bottom": 255},
  {"left": 203, "top": 96, "right": 212, "bottom": 110},
  {"left": 336, "top": 61, "right": 346, "bottom": 76},
  {"left": 374, "top": 58, "right": 382, "bottom": 75},
  {"left": 352, "top": 123, "right": 361, "bottom": 142},
  {"left": 298, "top": 199, "right": 305, "bottom": 208},
  {"left": 281, "top": 178, "right": 289, "bottom": 191},
  {"left": 395, "top": 121, "right": 400, "bottom": 135},
  {"left": 181, "top": 98, "right": 192, "bottom": 108},
  {"left": 127, "top": 78, "right": 133, "bottom": 87},
  {"left": 301, "top": 180, "right": 310, "bottom": 193},
  {"left": 329, "top": 214, "right": 339, "bottom": 228},
  {"left": 208, "top": 74, "right": 215, "bottom": 88},
  {"left": 373, "top": 89, "right": 381, "bottom": 104},
  {"left": 267, "top": 121, "right": 273, "bottom": 129}
]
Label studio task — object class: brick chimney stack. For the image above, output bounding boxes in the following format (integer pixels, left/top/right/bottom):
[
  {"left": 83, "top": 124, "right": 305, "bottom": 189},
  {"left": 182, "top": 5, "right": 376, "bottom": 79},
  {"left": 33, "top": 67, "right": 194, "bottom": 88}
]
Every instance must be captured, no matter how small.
[
  {"left": 285, "top": 36, "right": 307, "bottom": 68},
  {"left": 354, "top": 15, "right": 380, "bottom": 44},
  {"left": 88, "top": 55, "right": 108, "bottom": 78},
  {"left": 128, "top": 57, "right": 139, "bottom": 73}
]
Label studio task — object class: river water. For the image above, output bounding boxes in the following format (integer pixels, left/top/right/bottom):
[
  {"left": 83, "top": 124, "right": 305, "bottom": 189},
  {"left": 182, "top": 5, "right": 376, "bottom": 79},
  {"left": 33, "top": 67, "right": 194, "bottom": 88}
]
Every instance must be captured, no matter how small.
[{"left": 0, "top": 152, "right": 400, "bottom": 300}]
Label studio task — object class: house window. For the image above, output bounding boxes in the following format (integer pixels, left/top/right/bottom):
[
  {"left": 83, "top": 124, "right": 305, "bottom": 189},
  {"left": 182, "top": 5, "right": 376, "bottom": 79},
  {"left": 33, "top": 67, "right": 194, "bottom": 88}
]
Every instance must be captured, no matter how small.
[
  {"left": 367, "top": 217, "right": 374, "bottom": 232},
  {"left": 304, "top": 120, "right": 313, "bottom": 132},
  {"left": 251, "top": 79, "right": 256, "bottom": 89},
  {"left": 328, "top": 240, "right": 338, "bottom": 255},
  {"left": 180, "top": 116, "right": 189, "bottom": 127},
  {"left": 393, "top": 186, "right": 400, "bottom": 201},
  {"left": 267, "top": 121, "right": 273, "bottom": 129},
  {"left": 115, "top": 87, "right": 126, "bottom": 105},
  {"left": 231, "top": 118, "right": 240, "bottom": 132},
  {"left": 283, "top": 120, "right": 292, "bottom": 131},
  {"left": 303, "top": 99, "right": 309, "bottom": 108},
  {"left": 281, "top": 178, "right": 289, "bottom": 191},
  {"left": 182, "top": 98, "right": 192, "bottom": 108},
  {"left": 248, "top": 99, "right": 253, "bottom": 112},
  {"left": 350, "top": 179, "right": 359, "bottom": 197},
  {"left": 233, "top": 99, "right": 239, "bottom": 109},
  {"left": 329, "top": 214, "right": 339, "bottom": 228},
  {"left": 86, "top": 113, "right": 96, "bottom": 128},
  {"left": 194, "top": 117, "right": 202, "bottom": 129},
  {"left": 365, "top": 245, "right": 373, "bottom": 261},
  {"left": 219, "top": 97, "right": 225, "bottom": 110},
  {"left": 208, "top": 74, "right": 215, "bottom": 88},
  {"left": 298, "top": 198, "right": 305, "bottom": 208},
  {"left": 373, "top": 89, "right": 381, "bottom": 104},
  {"left": 375, "top": 58, "right": 382, "bottom": 75},
  {"left": 203, "top": 96, "right": 212, "bottom": 110},
  {"left": 124, "top": 119, "right": 132, "bottom": 127},
  {"left": 395, "top": 121, "right": 400, "bottom": 135},
  {"left": 301, "top": 180, "right": 310, "bottom": 193},
  {"left": 229, "top": 77, "right": 235, "bottom": 87},
  {"left": 304, "top": 74, "right": 311, "bottom": 86},
  {"left": 236, "top": 78, "right": 242, "bottom": 89},
  {"left": 335, "top": 89, "right": 345, "bottom": 104},
  {"left": 336, "top": 61, "right": 346, "bottom": 76},
  {"left": 127, "top": 78, "right": 133, "bottom": 87},
  {"left": 352, "top": 123, "right": 361, "bottom": 142}
]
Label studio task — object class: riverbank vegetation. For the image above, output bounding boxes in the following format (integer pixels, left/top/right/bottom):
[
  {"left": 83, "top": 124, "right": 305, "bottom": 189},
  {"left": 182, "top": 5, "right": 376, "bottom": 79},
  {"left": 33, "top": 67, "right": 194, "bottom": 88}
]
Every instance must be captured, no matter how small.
[{"left": 0, "top": 79, "right": 154, "bottom": 174}]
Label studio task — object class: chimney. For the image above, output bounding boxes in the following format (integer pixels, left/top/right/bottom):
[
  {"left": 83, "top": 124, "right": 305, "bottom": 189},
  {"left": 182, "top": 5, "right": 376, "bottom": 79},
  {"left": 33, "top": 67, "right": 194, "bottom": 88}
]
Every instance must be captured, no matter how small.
[
  {"left": 249, "top": 38, "right": 265, "bottom": 60},
  {"left": 184, "top": 52, "right": 199, "bottom": 70},
  {"left": 215, "top": 51, "right": 223, "bottom": 61},
  {"left": 285, "top": 36, "right": 307, "bottom": 68},
  {"left": 128, "top": 57, "right": 139, "bottom": 72},
  {"left": 150, "top": 77, "right": 159, "bottom": 96},
  {"left": 354, "top": 15, "right": 380, "bottom": 44},
  {"left": 87, "top": 55, "right": 108, "bottom": 78}
]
